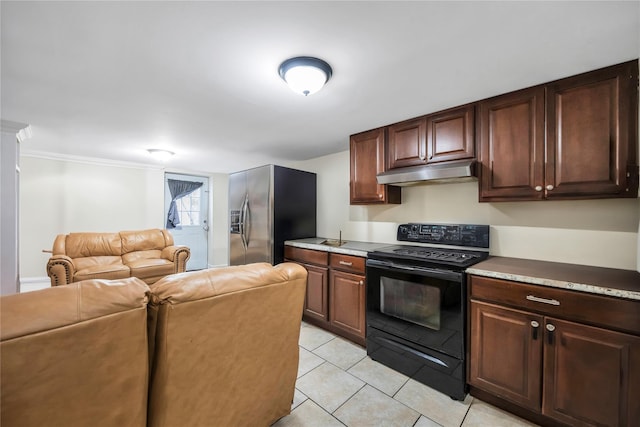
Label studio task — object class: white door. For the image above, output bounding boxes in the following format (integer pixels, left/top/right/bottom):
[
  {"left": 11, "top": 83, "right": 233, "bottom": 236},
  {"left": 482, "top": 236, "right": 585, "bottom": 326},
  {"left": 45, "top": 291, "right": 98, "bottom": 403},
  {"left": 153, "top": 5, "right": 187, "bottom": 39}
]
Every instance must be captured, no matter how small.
[{"left": 164, "top": 173, "right": 209, "bottom": 271}]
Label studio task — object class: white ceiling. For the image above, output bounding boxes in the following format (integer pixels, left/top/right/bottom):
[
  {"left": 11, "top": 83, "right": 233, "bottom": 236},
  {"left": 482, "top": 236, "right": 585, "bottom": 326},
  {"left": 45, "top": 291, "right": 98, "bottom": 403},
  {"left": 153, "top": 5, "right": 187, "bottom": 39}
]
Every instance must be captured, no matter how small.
[{"left": 2, "top": 1, "right": 638, "bottom": 174}]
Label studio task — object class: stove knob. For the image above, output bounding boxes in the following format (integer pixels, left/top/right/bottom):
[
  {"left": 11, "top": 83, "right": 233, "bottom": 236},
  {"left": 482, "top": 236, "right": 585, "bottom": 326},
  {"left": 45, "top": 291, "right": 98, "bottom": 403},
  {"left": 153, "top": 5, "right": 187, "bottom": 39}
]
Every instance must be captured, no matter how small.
[
  {"left": 411, "top": 224, "right": 419, "bottom": 232},
  {"left": 400, "top": 226, "right": 408, "bottom": 234}
]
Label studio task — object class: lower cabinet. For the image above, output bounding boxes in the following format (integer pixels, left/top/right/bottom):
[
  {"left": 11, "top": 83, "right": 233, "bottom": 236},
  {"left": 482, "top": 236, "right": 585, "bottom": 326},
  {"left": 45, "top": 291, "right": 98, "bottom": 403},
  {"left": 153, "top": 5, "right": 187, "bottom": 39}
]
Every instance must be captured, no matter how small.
[
  {"left": 330, "top": 268, "right": 366, "bottom": 341},
  {"left": 468, "top": 276, "right": 640, "bottom": 427},
  {"left": 304, "top": 264, "right": 329, "bottom": 323},
  {"left": 285, "top": 246, "right": 366, "bottom": 346}
]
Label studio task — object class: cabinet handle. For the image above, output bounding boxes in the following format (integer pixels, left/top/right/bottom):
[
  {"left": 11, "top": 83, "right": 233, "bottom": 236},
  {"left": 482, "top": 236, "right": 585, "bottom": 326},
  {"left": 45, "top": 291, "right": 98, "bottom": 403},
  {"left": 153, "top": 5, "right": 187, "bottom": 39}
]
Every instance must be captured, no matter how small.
[
  {"left": 359, "top": 280, "right": 364, "bottom": 286},
  {"left": 531, "top": 320, "right": 540, "bottom": 340},
  {"left": 534, "top": 185, "right": 543, "bottom": 192},
  {"left": 526, "top": 295, "right": 560, "bottom": 306},
  {"left": 546, "top": 184, "right": 554, "bottom": 191},
  {"left": 339, "top": 261, "right": 353, "bottom": 266},
  {"left": 378, "top": 194, "right": 383, "bottom": 199},
  {"left": 546, "top": 323, "right": 556, "bottom": 345}
]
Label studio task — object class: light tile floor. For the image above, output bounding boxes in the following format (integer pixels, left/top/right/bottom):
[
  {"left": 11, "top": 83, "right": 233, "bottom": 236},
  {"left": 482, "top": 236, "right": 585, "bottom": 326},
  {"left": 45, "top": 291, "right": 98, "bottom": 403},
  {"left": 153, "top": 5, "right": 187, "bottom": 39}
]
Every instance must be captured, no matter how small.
[{"left": 273, "top": 322, "right": 540, "bottom": 427}]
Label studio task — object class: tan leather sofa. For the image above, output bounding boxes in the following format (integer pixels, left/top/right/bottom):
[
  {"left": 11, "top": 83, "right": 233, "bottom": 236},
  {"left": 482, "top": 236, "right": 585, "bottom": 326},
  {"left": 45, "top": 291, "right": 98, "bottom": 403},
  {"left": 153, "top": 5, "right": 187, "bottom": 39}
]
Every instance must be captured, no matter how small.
[
  {"left": 1, "top": 277, "right": 150, "bottom": 427},
  {"left": 1, "top": 262, "right": 307, "bottom": 427},
  {"left": 46, "top": 228, "right": 190, "bottom": 286}
]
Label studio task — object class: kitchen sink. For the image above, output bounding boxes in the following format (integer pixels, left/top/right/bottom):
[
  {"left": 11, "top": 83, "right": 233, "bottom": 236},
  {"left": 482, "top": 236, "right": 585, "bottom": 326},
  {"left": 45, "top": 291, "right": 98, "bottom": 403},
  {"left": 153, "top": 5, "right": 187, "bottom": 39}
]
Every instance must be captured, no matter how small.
[{"left": 320, "top": 239, "right": 347, "bottom": 247}]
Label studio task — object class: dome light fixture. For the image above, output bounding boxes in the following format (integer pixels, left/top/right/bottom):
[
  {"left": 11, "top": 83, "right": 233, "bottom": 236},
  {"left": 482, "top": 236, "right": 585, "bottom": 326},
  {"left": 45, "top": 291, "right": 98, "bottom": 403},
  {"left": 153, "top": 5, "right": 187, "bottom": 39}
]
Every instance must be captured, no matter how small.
[
  {"left": 147, "top": 148, "right": 175, "bottom": 162},
  {"left": 278, "top": 56, "right": 333, "bottom": 96}
]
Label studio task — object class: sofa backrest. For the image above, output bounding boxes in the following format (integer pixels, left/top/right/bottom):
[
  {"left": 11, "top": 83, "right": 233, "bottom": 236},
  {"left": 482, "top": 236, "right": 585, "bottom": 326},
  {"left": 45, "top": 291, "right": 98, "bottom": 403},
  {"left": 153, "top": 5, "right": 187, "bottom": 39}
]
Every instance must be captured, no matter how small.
[
  {"left": 52, "top": 229, "right": 175, "bottom": 259},
  {"left": 120, "top": 229, "right": 174, "bottom": 254},
  {"left": 0, "top": 278, "right": 151, "bottom": 427},
  {"left": 54, "top": 232, "right": 123, "bottom": 258},
  {"left": 146, "top": 262, "right": 307, "bottom": 427}
]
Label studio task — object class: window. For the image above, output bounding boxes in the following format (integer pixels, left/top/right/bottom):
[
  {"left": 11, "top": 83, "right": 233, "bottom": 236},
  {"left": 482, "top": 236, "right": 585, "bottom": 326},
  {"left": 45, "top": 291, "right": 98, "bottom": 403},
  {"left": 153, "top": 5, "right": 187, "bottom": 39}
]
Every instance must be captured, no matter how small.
[{"left": 175, "top": 188, "right": 201, "bottom": 226}]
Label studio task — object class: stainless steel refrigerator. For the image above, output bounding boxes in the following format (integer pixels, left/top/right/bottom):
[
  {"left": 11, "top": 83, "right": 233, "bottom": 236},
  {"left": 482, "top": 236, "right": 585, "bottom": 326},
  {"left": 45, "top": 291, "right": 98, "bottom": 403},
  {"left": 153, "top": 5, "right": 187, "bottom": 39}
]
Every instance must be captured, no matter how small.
[{"left": 229, "top": 165, "right": 316, "bottom": 266}]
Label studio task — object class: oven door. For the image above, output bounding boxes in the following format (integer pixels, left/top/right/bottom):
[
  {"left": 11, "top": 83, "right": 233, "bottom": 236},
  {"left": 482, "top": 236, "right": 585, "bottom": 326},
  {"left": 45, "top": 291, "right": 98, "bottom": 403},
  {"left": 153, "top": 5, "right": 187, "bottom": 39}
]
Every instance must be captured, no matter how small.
[{"left": 366, "top": 258, "right": 465, "bottom": 359}]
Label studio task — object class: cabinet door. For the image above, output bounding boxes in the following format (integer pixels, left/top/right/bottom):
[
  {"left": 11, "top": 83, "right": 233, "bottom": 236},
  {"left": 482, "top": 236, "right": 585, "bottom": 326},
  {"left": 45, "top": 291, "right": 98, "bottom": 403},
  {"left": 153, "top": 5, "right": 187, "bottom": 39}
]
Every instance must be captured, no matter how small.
[
  {"left": 350, "top": 128, "right": 401, "bottom": 205},
  {"left": 545, "top": 61, "right": 638, "bottom": 199},
  {"left": 387, "top": 117, "right": 428, "bottom": 169},
  {"left": 469, "top": 300, "right": 543, "bottom": 411},
  {"left": 478, "top": 86, "right": 545, "bottom": 201},
  {"left": 329, "top": 270, "right": 366, "bottom": 339},
  {"left": 303, "top": 264, "right": 329, "bottom": 323},
  {"left": 543, "top": 317, "right": 640, "bottom": 427},
  {"left": 426, "top": 105, "right": 475, "bottom": 164}
]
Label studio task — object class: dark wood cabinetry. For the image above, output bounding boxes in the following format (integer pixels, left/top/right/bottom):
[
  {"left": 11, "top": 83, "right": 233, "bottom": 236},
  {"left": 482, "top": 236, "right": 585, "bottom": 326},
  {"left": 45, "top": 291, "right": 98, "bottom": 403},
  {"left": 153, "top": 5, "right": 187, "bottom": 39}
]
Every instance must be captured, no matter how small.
[
  {"left": 285, "top": 246, "right": 366, "bottom": 345},
  {"left": 479, "top": 60, "right": 639, "bottom": 202},
  {"left": 284, "top": 246, "right": 329, "bottom": 323},
  {"left": 387, "top": 105, "right": 475, "bottom": 169},
  {"left": 478, "top": 87, "right": 545, "bottom": 201},
  {"left": 468, "top": 275, "right": 640, "bottom": 427},
  {"left": 350, "top": 128, "right": 401, "bottom": 205},
  {"left": 304, "top": 264, "right": 329, "bottom": 322},
  {"left": 426, "top": 105, "right": 475, "bottom": 164},
  {"left": 388, "top": 117, "right": 428, "bottom": 169},
  {"left": 470, "top": 301, "right": 542, "bottom": 411}
]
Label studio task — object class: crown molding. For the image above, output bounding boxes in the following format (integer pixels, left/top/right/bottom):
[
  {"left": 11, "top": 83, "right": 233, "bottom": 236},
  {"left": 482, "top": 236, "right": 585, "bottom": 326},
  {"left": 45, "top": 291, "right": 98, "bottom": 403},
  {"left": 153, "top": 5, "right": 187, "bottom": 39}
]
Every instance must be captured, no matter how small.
[
  {"left": 1, "top": 120, "right": 32, "bottom": 143},
  {"left": 20, "top": 149, "right": 166, "bottom": 171}
]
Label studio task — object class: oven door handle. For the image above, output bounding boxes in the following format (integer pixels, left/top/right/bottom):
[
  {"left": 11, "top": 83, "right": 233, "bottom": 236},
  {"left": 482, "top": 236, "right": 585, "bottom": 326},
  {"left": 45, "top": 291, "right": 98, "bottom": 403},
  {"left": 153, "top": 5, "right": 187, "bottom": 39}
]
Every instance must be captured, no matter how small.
[{"left": 366, "top": 259, "right": 463, "bottom": 281}]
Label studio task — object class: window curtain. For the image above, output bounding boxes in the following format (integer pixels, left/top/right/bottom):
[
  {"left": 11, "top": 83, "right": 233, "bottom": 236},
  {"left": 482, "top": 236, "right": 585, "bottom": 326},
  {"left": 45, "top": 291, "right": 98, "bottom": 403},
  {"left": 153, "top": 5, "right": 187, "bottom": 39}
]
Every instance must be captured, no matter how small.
[{"left": 166, "top": 179, "right": 203, "bottom": 229}]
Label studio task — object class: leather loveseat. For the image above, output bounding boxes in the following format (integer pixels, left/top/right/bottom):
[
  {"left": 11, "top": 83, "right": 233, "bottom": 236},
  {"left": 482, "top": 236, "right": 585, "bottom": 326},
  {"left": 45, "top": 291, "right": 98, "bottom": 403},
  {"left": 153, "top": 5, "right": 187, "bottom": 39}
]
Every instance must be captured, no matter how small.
[
  {"left": 46, "top": 228, "right": 190, "bottom": 287},
  {"left": 1, "top": 262, "right": 307, "bottom": 427}
]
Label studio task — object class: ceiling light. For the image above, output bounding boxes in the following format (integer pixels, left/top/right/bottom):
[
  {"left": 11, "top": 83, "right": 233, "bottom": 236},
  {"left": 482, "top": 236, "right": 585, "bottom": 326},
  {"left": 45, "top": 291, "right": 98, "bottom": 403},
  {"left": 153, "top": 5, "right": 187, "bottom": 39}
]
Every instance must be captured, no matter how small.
[
  {"left": 147, "top": 149, "right": 174, "bottom": 162},
  {"left": 278, "top": 56, "right": 333, "bottom": 96}
]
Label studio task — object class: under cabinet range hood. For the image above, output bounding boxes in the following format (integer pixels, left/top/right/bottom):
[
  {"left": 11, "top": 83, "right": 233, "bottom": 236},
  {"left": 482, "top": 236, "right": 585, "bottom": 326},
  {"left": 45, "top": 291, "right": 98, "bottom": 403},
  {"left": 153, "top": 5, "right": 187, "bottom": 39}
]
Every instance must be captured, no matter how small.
[{"left": 376, "top": 159, "right": 477, "bottom": 186}]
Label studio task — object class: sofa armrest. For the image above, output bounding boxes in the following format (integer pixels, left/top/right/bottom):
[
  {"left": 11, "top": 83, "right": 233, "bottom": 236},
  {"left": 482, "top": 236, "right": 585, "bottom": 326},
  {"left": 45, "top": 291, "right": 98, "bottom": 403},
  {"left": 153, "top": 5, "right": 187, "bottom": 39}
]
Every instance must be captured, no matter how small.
[
  {"left": 46, "top": 255, "right": 75, "bottom": 287},
  {"left": 161, "top": 246, "right": 191, "bottom": 273}
]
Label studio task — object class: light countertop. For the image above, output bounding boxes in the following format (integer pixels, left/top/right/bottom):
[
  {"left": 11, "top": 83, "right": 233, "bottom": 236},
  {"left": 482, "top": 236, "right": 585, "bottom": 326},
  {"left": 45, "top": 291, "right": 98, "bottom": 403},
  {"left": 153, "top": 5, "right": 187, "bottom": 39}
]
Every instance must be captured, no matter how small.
[
  {"left": 284, "top": 238, "right": 390, "bottom": 258},
  {"left": 467, "top": 256, "right": 640, "bottom": 301},
  {"left": 285, "top": 239, "right": 640, "bottom": 301}
]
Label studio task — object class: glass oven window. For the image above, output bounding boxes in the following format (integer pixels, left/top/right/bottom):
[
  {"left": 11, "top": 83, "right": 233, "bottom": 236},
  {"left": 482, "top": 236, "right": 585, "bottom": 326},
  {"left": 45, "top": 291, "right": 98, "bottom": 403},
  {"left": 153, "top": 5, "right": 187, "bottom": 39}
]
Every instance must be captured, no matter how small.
[{"left": 380, "top": 277, "right": 441, "bottom": 330}]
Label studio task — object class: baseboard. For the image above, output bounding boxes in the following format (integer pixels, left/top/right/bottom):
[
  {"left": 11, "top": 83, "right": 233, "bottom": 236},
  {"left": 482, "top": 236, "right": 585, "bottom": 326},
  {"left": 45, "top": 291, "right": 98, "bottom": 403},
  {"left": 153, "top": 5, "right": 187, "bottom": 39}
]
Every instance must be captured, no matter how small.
[
  {"left": 20, "top": 276, "right": 51, "bottom": 293},
  {"left": 208, "top": 264, "right": 228, "bottom": 269}
]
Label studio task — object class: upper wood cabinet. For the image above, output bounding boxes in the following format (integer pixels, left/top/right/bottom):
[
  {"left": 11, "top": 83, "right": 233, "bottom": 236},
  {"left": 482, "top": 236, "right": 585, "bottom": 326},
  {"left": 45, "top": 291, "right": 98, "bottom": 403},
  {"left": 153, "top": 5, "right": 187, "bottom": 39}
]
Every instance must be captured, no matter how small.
[
  {"left": 545, "top": 62, "right": 637, "bottom": 199},
  {"left": 479, "top": 60, "right": 639, "bottom": 202},
  {"left": 427, "top": 105, "right": 475, "bottom": 164},
  {"left": 350, "top": 128, "right": 401, "bottom": 205},
  {"left": 388, "top": 105, "right": 475, "bottom": 170},
  {"left": 478, "top": 86, "right": 546, "bottom": 201},
  {"left": 388, "top": 117, "right": 428, "bottom": 169}
]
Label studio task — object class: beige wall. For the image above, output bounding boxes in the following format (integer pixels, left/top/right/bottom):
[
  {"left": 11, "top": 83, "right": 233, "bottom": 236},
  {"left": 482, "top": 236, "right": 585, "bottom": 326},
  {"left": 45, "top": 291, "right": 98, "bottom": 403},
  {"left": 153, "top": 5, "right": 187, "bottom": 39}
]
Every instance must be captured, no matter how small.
[
  {"left": 19, "top": 155, "right": 229, "bottom": 279},
  {"left": 19, "top": 148, "right": 640, "bottom": 281},
  {"left": 291, "top": 150, "right": 640, "bottom": 271}
]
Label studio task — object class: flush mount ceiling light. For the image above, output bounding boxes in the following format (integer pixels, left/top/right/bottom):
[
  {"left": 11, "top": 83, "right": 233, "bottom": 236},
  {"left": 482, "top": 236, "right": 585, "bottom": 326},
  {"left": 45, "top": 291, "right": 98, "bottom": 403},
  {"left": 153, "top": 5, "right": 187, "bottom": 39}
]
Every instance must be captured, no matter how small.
[
  {"left": 147, "top": 149, "right": 175, "bottom": 162},
  {"left": 278, "top": 56, "right": 333, "bottom": 96}
]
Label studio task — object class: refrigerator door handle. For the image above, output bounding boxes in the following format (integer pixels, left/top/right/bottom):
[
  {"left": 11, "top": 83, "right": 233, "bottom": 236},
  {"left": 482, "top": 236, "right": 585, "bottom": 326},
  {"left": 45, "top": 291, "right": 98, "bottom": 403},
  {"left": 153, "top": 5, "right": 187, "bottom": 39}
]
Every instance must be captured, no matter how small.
[
  {"left": 243, "top": 196, "right": 251, "bottom": 247},
  {"left": 239, "top": 194, "right": 248, "bottom": 250}
]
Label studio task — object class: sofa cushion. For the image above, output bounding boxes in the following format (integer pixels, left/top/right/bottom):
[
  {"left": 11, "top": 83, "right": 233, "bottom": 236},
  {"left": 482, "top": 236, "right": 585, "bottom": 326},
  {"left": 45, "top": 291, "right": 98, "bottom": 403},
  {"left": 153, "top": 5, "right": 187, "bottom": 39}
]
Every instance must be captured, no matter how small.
[
  {"left": 121, "top": 229, "right": 168, "bottom": 254},
  {"left": 65, "top": 232, "right": 122, "bottom": 258},
  {"left": 122, "top": 249, "right": 163, "bottom": 264},
  {"left": 74, "top": 263, "right": 131, "bottom": 282},
  {"left": 126, "top": 258, "right": 175, "bottom": 279}
]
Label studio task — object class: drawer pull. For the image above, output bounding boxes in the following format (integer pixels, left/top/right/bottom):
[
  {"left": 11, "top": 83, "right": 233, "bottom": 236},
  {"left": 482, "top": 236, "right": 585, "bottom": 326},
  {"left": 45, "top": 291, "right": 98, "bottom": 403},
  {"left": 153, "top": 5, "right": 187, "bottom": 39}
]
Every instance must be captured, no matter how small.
[
  {"left": 339, "top": 261, "right": 353, "bottom": 266},
  {"left": 526, "top": 295, "right": 560, "bottom": 306}
]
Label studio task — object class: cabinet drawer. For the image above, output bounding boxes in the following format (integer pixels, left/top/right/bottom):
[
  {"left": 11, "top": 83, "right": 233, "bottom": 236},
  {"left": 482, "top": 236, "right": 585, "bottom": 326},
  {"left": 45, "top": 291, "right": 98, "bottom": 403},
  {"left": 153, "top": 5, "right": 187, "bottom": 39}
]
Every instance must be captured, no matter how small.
[
  {"left": 330, "top": 253, "right": 365, "bottom": 274},
  {"left": 469, "top": 275, "right": 640, "bottom": 336},
  {"left": 284, "top": 246, "right": 328, "bottom": 266}
]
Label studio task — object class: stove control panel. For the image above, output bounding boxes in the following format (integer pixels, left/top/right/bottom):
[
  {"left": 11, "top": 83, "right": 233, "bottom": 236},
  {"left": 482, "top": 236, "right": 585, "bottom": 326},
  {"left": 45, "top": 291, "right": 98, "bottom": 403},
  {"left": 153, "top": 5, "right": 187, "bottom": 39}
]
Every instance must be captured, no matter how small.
[{"left": 397, "top": 223, "right": 489, "bottom": 248}]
